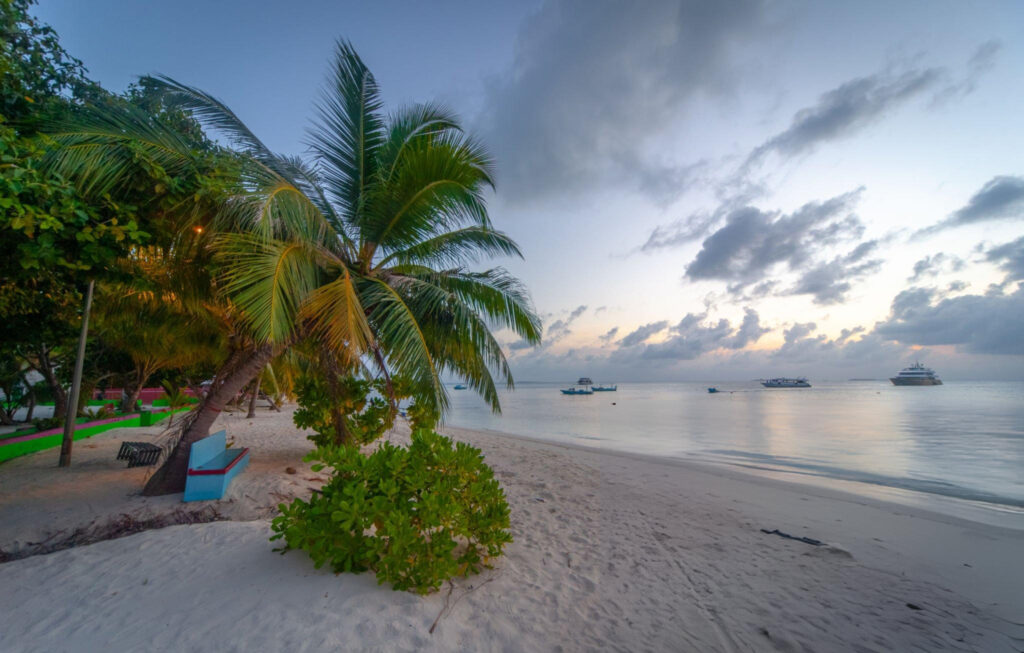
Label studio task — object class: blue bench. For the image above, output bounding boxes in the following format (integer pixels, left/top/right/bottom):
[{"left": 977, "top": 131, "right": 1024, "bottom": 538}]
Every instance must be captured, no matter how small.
[{"left": 183, "top": 430, "right": 250, "bottom": 502}]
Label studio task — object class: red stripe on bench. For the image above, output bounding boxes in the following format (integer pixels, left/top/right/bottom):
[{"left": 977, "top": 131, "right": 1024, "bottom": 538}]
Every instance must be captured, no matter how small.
[{"left": 186, "top": 448, "right": 250, "bottom": 476}]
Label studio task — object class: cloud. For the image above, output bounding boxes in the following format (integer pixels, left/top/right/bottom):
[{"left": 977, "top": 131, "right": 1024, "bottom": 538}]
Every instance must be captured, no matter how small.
[
  {"left": 632, "top": 308, "right": 768, "bottom": 360},
  {"left": 640, "top": 207, "right": 727, "bottom": 252},
  {"left": 874, "top": 285, "right": 1024, "bottom": 355},
  {"left": 908, "top": 252, "right": 965, "bottom": 282},
  {"left": 985, "top": 236, "right": 1024, "bottom": 282},
  {"left": 789, "top": 240, "right": 882, "bottom": 304},
  {"left": 920, "top": 176, "right": 1024, "bottom": 235},
  {"left": 930, "top": 40, "right": 1003, "bottom": 106},
  {"left": 747, "top": 43, "right": 998, "bottom": 169},
  {"left": 568, "top": 305, "right": 588, "bottom": 321},
  {"left": 617, "top": 321, "right": 669, "bottom": 347},
  {"left": 479, "top": 0, "right": 765, "bottom": 203},
  {"left": 746, "top": 67, "right": 941, "bottom": 166},
  {"left": 598, "top": 326, "right": 619, "bottom": 343},
  {"left": 685, "top": 188, "right": 866, "bottom": 287},
  {"left": 531, "top": 304, "right": 590, "bottom": 349}
]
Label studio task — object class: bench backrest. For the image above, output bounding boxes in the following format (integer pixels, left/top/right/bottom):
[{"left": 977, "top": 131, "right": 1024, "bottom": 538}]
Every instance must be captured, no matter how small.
[{"left": 188, "top": 430, "right": 226, "bottom": 469}]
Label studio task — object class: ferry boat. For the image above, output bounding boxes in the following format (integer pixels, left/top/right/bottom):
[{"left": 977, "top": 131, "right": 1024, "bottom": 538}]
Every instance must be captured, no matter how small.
[
  {"left": 762, "top": 377, "right": 811, "bottom": 388},
  {"left": 592, "top": 384, "right": 617, "bottom": 392},
  {"left": 890, "top": 362, "right": 942, "bottom": 386}
]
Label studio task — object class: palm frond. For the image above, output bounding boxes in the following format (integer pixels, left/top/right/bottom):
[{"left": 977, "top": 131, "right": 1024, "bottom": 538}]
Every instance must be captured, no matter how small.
[
  {"left": 355, "top": 274, "right": 446, "bottom": 414},
  {"left": 378, "top": 226, "right": 522, "bottom": 268},
  {"left": 307, "top": 40, "right": 385, "bottom": 227},
  {"left": 215, "top": 233, "right": 322, "bottom": 345}
]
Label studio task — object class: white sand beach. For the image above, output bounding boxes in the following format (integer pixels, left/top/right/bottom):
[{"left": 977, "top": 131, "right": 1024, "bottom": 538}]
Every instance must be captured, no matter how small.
[{"left": 1, "top": 408, "right": 1022, "bottom": 652}]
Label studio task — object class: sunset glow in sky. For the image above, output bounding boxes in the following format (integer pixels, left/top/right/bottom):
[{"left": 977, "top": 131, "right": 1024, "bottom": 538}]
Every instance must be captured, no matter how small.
[{"left": 37, "top": 0, "right": 1024, "bottom": 380}]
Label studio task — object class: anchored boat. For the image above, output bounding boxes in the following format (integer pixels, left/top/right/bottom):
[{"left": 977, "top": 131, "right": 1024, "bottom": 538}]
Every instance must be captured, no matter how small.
[
  {"left": 890, "top": 362, "right": 942, "bottom": 386},
  {"left": 561, "top": 377, "right": 595, "bottom": 395},
  {"left": 762, "top": 377, "right": 811, "bottom": 388}
]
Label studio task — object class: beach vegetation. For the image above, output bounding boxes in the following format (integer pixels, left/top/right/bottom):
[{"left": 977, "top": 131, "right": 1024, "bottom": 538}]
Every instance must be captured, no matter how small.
[
  {"left": 43, "top": 39, "right": 540, "bottom": 493},
  {"left": 271, "top": 430, "right": 512, "bottom": 594}
]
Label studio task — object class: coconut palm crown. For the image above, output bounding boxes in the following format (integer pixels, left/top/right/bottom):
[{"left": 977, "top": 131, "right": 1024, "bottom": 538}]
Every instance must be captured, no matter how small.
[{"left": 51, "top": 40, "right": 542, "bottom": 418}]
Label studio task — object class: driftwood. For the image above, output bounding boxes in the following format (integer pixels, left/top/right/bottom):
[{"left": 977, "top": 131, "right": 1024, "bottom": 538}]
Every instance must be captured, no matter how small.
[{"left": 0, "top": 506, "right": 224, "bottom": 564}]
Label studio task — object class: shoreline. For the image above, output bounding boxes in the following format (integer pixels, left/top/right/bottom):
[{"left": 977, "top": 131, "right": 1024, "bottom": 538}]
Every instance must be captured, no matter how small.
[
  {"left": 444, "top": 423, "right": 1024, "bottom": 531},
  {"left": 1, "top": 409, "right": 1022, "bottom": 650},
  {"left": 441, "top": 424, "right": 1024, "bottom": 624}
]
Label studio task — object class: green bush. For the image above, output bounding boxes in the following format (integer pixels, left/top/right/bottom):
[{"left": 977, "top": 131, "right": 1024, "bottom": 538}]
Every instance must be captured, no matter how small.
[
  {"left": 271, "top": 430, "right": 513, "bottom": 594},
  {"left": 31, "top": 416, "right": 63, "bottom": 431},
  {"left": 292, "top": 373, "right": 395, "bottom": 447}
]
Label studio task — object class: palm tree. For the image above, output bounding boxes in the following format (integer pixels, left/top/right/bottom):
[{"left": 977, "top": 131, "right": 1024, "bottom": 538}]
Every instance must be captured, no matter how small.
[{"left": 48, "top": 41, "right": 542, "bottom": 494}]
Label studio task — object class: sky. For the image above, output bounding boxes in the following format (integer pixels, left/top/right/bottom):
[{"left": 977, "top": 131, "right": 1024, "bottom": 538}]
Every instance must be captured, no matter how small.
[{"left": 35, "top": 0, "right": 1024, "bottom": 381}]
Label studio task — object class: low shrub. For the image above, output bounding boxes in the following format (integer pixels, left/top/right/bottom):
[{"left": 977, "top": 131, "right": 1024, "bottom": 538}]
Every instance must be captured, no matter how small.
[
  {"left": 31, "top": 416, "right": 63, "bottom": 431},
  {"left": 271, "top": 430, "right": 512, "bottom": 594}
]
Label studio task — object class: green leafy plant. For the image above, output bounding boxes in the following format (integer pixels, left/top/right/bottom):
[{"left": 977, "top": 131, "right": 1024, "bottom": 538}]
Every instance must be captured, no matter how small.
[
  {"left": 92, "top": 403, "right": 117, "bottom": 420},
  {"left": 31, "top": 416, "right": 63, "bottom": 431},
  {"left": 271, "top": 430, "right": 513, "bottom": 594},
  {"left": 160, "top": 380, "right": 191, "bottom": 426},
  {"left": 292, "top": 371, "right": 397, "bottom": 447}
]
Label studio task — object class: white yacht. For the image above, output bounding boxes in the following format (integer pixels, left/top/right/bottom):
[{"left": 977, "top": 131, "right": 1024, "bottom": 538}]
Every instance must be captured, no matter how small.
[{"left": 890, "top": 362, "right": 942, "bottom": 386}]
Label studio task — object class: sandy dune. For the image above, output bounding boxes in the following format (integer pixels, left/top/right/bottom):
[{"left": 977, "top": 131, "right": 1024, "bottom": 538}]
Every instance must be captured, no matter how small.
[{"left": 1, "top": 409, "right": 1022, "bottom": 652}]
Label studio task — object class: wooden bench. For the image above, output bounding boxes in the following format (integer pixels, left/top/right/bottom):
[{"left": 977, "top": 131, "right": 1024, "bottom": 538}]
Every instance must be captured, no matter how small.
[
  {"left": 183, "top": 430, "right": 250, "bottom": 502},
  {"left": 116, "top": 441, "right": 162, "bottom": 467}
]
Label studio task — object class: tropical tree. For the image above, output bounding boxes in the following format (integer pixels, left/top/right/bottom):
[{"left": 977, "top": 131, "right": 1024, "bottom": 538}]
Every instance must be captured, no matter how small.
[{"left": 47, "top": 41, "right": 542, "bottom": 495}]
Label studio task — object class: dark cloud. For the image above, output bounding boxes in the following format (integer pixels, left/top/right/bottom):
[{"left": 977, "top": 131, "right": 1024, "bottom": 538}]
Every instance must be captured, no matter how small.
[
  {"left": 789, "top": 240, "right": 882, "bottom": 304},
  {"left": 598, "top": 326, "right": 619, "bottom": 343},
  {"left": 727, "top": 307, "right": 771, "bottom": 348},
  {"left": 508, "top": 339, "right": 535, "bottom": 351},
  {"left": 636, "top": 308, "right": 768, "bottom": 360},
  {"left": 746, "top": 68, "right": 941, "bottom": 166},
  {"left": 874, "top": 285, "right": 1024, "bottom": 355},
  {"left": 685, "top": 188, "right": 866, "bottom": 287},
  {"left": 986, "top": 236, "right": 1024, "bottom": 282},
  {"left": 921, "top": 176, "right": 1024, "bottom": 235},
  {"left": 617, "top": 321, "right": 669, "bottom": 347},
  {"left": 908, "top": 252, "right": 965, "bottom": 282},
  {"left": 746, "top": 42, "right": 998, "bottom": 168},
  {"left": 835, "top": 325, "right": 865, "bottom": 345},
  {"left": 480, "top": 0, "right": 765, "bottom": 203}
]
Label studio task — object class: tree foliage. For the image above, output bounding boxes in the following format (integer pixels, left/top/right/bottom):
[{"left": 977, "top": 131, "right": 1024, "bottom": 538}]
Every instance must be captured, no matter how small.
[{"left": 271, "top": 430, "right": 513, "bottom": 594}]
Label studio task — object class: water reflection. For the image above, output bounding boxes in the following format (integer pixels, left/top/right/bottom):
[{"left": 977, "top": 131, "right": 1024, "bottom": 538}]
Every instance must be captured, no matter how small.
[{"left": 444, "top": 380, "right": 1024, "bottom": 512}]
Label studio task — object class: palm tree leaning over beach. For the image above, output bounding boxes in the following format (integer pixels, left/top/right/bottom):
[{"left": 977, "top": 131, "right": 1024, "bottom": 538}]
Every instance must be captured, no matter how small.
[{"left": 48, "top": 41, "right": 542, "bottom": 494}]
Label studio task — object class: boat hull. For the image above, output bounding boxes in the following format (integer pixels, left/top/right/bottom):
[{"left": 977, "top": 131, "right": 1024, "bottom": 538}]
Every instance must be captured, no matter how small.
[{"left": 890, "top": 377, "right": 943, "bottom": 386}]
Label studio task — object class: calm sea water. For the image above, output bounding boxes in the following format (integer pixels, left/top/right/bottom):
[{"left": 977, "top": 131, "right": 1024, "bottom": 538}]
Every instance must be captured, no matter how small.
[{"left": 445, "top": 381, "right": 1024, "bottom": 524}]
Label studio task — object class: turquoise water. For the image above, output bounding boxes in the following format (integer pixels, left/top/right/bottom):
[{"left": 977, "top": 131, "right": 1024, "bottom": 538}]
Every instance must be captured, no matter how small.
[{"left": 445, "top": 381, "right": 1024, "bottom": 520}]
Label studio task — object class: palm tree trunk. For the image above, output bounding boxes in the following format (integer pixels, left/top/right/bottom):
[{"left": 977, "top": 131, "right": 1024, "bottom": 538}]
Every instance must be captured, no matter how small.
[
  {"left": 142, "top": 344, "right": 274, "bottom": 496},
  {"left": 246, "top": 374, "right": 261, "bottom": 419}
]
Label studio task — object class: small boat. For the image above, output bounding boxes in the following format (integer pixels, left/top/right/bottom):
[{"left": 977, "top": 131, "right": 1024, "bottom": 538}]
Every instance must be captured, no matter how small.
[
  {"left": 762, "top": 377, "right": 811, "bottom": 388},
  {"left": 890, "top": 362, "right": 942, "bottom": 386},
  {"left": 453, "top": 384, "right": 467, "bottom": 390},
  {"left": 707, "top": 387, "right": 718, "bottom": 394},
  {"left": 592, "top": 384, "right": 617, "bottom": 392},
  {"left": 560, "top": 386, "right": 594, "bottom": 395}
]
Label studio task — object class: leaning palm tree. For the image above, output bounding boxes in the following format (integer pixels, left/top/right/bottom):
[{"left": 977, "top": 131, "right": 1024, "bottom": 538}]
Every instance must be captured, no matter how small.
[{"left": 47, "top": 41, "right": 542, "bottom": 494}]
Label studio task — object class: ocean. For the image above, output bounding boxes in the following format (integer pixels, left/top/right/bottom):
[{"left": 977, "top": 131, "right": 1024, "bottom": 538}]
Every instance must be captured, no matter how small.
[{"left": 445, "top": 380, "right": 1024, "bottom": 527}]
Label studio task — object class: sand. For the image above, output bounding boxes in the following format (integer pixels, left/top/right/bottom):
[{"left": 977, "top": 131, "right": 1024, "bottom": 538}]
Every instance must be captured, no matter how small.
[{"left": 1, "top": 408, "right": 1022, "bottom": 652}]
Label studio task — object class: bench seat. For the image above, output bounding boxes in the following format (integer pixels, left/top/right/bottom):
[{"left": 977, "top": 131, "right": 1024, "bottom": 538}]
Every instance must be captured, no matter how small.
[
  {"left": 183, "top": 430, "right": 250, "bottom": 502},
  {"left": 188, "top": 448, "right": 249, "bottom": 475}
]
